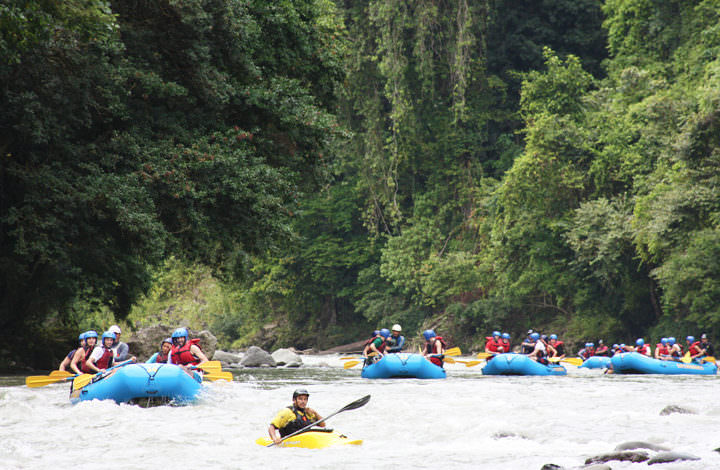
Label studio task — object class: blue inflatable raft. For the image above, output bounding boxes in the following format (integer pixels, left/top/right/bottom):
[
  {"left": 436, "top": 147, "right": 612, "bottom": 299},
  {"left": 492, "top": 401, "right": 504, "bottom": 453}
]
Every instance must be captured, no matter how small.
[
  {"left": 70, "top": 363, "right": 203, "bottom": 404},
  {"left": 610, "top": 352, "right": 717, "bottom": 375},
  {"left": 481, "top": 353, "right": 567, "bottom": 376},
  {"left": 361, "top": 353, "right": 446, "bottom": 379},
  {"left": 579, "top": 356, "right": 612, "bottom": 369}
]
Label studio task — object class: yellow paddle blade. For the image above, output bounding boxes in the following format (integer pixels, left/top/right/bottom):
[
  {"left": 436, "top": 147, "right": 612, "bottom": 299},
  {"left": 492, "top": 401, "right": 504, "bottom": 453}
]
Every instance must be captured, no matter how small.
[
  {"left": 465, "top": 360, "right": 485, "bottom": 367},
  {"left": 340, "top": 356, "right": 358, "bottom": 360},
  {"left": 702, "top": 356, "right": 716, "bottom": 363},
  {"left": 444, "top": 347, "right": 461, "bottom": 356},
  {"left": 50, "top": 370, "right": 73, "bottom": 377},
  {"left": 681, "top": 351, "right": 692, "bottom": 364},
  {"left": 443, "top": 357, "right": 456, "bottom": 364},
  {"left": 195, "top": 361, "right": 222, "bottom": 373},
  {"left": 72, "top": 374, "right": 94, "bottom": 389},
  {"left": 203, "top": 371, "right": 233, "bottom": 382},
  {"left": 344, "top": 360, "right": 362, "bottom": 369},
  {"left": 26, "top": 375, "right": 71, "bottom": 388},
  {"left": 476, "top": 352, "right": 494, "bottom": 359},
  {"left": 550, "top": 357, "right": 582, "bottom": 366}
]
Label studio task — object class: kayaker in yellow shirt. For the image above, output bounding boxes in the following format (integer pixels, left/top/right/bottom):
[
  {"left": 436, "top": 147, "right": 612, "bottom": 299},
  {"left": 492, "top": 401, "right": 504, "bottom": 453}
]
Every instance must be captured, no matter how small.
[{"left": 268, "top": 389, "right": 325, "bottom": 444}]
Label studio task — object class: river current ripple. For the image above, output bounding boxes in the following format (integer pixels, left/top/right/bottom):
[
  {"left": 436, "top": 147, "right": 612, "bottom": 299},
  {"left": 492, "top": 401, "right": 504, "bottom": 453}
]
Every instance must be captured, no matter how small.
[{"left": 1, "top": 355, "right": 719, "bottom": 470}]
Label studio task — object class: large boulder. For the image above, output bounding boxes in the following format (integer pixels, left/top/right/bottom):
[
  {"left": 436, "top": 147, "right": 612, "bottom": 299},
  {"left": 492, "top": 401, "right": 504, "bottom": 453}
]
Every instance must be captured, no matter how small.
[
  {"left": 240, "top": 346, "right": 276, "bottom": 367},
  {"left": 125, "top": 324, "right": 217, "bottom": 361},
  {"left": 271, "top": 348, "right": 302, "bottom": 367},
  {"left": 213, "top": 350, "right": 242, "bottom": 366}
]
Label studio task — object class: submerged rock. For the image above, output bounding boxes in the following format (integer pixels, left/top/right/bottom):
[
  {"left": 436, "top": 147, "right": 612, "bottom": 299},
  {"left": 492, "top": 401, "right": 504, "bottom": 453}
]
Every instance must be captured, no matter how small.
[
  {"left": 240, "top": 346, "right": 276, "bottom": 367},
  {"left": 492, "top": 431, "right": 528, "bottom": 440},
  {"left": 647, "top": 451, "right": 700, "bottom": 465},
  {"left": 540, "top": 464, "right": 564, "bottom": 470},
  {"left": 582, "top": 465, "right": 611, "bottom": 470},
  {"left": 615, "top": 441, "right": 670, "bottom": 452},
  {"left": 659, "top": 405, "right": 695, "bottom": 415},
  {"left": 585, "top": 450, "right": 649, "bottom": 465}
]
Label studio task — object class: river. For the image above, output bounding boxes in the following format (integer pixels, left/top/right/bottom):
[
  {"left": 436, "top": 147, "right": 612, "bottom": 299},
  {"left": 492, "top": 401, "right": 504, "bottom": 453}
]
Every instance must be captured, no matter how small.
[{"left": 1, "top": 355, "right": 718, "bottom": 470}]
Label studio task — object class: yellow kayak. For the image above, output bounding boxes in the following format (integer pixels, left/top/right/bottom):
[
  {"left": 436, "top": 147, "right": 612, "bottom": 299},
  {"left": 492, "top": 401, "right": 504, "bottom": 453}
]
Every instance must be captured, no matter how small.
[{"left": 255, "top": 430, "right": 362, "bottom": 449}]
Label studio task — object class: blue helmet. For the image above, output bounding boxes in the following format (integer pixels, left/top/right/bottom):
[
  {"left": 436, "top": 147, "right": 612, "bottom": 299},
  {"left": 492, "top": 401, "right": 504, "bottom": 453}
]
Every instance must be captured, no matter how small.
[
  {"left": 661, "top": 337, "right": 668, "bottom": 345},
  {"left": 530, "top": 333, "right": 540, "bottom": 341},
  {"left": 585, "top": 343, "right": 592, "bottom": 348},
  {"left": 161, "top": 337, "right": 172, "bottom": 346},
  {"left": 589, "top": 342, "right": 594, "bottom": 347},
  {"left": 686, "top": 335, "right": 695, "bottom": 343},
  {"left": 101, "top": 331, "right": 116, "bottom": 341},
  {"left": 423, "top": 329, "right": 436, "bottom": 341},
  {"left": 379, "top": 328, "right": 391, "bottom": 338},
  {"left": 492, "top": 330, "right": 501, "bottom": 337},
  {"left": 619, "top": 343, "right": 625, "bottom": 348},
  {"left": 668, "top": 337, "right": 676, "bottom": 345},
  {"left": 372, "top": 330, "right": 379, "bottom": 337},
  {"left": 612, "top": 344, "right": 619, "bottom": 349},
  {"left": 549, "top": 334, "right": 557, "bottom": 340},
  {"left": 502, "top": 333, "right": 510, "bottom": 340},
  {"left": 78, "top": 332, "right": 86, "bottom": 341},
  {"left": 85, "top": 330, "right": 98, "bottom": 339},
  {"left": 172, "top": 327, "right": 189, "bottom": 339},
  {"left": 636, "top": 338, "right": 644, "bottom": 346}
]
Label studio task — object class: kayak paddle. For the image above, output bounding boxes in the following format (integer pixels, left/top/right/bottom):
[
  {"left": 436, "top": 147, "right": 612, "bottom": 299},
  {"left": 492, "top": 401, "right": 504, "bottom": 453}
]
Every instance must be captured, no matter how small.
[
  {"left": 268, "top": 395, "right": 371, "bottom": 447},
  {"left": 26, "top": 373, "right": 78, "bottom": 388}
]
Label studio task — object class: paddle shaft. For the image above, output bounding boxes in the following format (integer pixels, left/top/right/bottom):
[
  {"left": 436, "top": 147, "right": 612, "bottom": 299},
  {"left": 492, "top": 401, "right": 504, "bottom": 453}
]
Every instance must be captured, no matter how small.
[
  {"left": 72, "top": 359, "right": 135, "bottom": 389},
  {"left": 268, "top": 395, "right": 371, "bottom": 447}
]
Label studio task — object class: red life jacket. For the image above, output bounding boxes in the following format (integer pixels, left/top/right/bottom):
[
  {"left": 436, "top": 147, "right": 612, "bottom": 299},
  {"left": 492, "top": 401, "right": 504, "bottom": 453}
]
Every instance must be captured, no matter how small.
[
  {"left": 670, "top": 345, "right": 683, "bottom": 357},
  {"left": 78, "top": 346, "right": 94, "bottom": 372},
  {"left": 549, "top": 341, "right": 564, "bottom": 355},
  {"left": 485, "top": 337, "right": 500, "bottom": 353},
  {"left": 171, "top": 338, "right": 203, "bottom": 365},
  {"left": 156, "top": 352, "right": 169, "bottom": 363},
  {"left": 594, "top": 345, "right": 609, "bottom": 356},
  {"left": 689, "top": 341, "right": 703, "bottom": 356},
  {"left": 636, "top": 345, "right": 649, "bottom": 355},
  {"left": 656, "top": 344, "right": 669, "bottom": 356},
  {"left": 364, "top": 335, "right": 386, "bottom": 353},
  {"left": 426, "top": 336, "right": 447, "bottom": 358},
  {"left": 501, "top": 340, "right": 511, "bottom": 353},
  {"left": 82, "top": 347, "right": 114, "bottom": 373}
]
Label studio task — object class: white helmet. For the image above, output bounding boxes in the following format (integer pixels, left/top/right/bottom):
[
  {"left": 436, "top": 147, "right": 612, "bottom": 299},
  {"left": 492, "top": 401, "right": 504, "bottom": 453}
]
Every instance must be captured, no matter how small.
[
  {"left": 391, "top": 324, "right": 402, "bottom": 332},
  {"left": 109, "top": 325, "right": 122, "bottom": 335}
]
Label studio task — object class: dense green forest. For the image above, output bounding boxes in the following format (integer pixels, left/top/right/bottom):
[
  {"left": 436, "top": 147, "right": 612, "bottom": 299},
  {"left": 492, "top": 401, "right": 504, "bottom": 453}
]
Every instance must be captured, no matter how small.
[{"left": 2, "top": 0, "right": 720, "bottom": 367}]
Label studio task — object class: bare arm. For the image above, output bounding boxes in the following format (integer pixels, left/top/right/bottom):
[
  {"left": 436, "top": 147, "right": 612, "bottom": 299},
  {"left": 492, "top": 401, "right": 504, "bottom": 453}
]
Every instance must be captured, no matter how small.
[{"left": 190, "top": 345, "right": 209, "bottom": 365}]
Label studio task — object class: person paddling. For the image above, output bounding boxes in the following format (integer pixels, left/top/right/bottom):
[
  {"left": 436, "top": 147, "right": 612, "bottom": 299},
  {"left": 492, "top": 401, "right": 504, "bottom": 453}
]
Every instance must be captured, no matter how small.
[
  {"left": 84, "top": 331, "right": 118, "bottom": 373},
  {"left": 268, "top": 389, "right": 325, "bottom": 445},
  {"left": 527, "top": 333, "right": 549, "bottom": 365},
  {"left": 170, "top": 327, "right": 209, "bottom": 368},
  {"left": 700, "top": 334, "right": 713, "bottom": 357},
  {"left": 485, "top": 331, "right": 502, "bottom": 359},
  {"left": 385, "top": 324, "right": 405, "bottom": 353},
  {"left": 686, "top": 336, "right": 704, "bottom": 362},
  {"left": 594, "top": 340, "right": 609, "bottom": 357},
  {"left": 70, "top": 330, "right": 98, "bottom": 375},
  {"left": 633, "top": 338, "right": 651, "bottom": 356},
  {"left": 667, "top": 337, "right": 683, "bottom": 360},
  {"left": 548, "top": 334, "right": 565, "bottom": 360},
  {"left": 362, "top": 328, "right": 389, "bottom": 365},
  {"left": 59, "top": 333, "right": 86, "bottom": 372},
  {"left": 654, "top": 338, "right": 669, "bottom": 360},
  {"left": 147, "top": 338, "right": 173, "bottom": 364},
  {"left": 422, "top": 329, "right": 447, "bottom": 367}
]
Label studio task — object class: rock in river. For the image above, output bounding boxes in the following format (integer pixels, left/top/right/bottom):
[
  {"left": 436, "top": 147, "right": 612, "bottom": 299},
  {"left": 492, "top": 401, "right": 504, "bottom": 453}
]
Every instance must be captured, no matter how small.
[
  {"left": 240, "top": 346, "right": 276, "bottom": 367},
  {"left": 271, "top": 348, "right": 302, "bottom": 367},
  {"left": 647, "top": 451, "right": 700, "bottom": 465},
  {"left": 615, "top": 441, "right": 670, "bottom": 452},
  {"left": 585, "top": 450, "right": 649, "bottom": 465}
]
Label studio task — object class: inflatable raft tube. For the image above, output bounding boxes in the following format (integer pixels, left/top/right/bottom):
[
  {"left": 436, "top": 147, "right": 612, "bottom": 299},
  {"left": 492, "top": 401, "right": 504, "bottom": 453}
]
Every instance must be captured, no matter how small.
[
  {"left": 70, "top": 363, "right": 203, "bottom": 404},
  {"left": 481, "top": 353, "right": 567, "bottom": 376},
  {"left": 579, "top": 356, "right": 612, "bottom": 369},
  {"left": 610, "top": 352, "right": 717, "bottom": 375},
  {"left": 361, "top": 353, "right": 446, "bottom": 379}
]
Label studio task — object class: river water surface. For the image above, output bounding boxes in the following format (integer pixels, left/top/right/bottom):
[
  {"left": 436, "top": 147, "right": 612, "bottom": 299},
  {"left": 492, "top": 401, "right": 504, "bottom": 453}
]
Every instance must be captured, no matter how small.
[{"left": 1, "top": 355, "right": 719, "bottom": 470}]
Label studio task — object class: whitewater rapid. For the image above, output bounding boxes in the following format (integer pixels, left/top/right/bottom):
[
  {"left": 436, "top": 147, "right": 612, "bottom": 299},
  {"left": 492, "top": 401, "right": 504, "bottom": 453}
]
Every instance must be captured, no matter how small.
[{"left": 1, "top": 355, "right": 718, "bottom": 469}]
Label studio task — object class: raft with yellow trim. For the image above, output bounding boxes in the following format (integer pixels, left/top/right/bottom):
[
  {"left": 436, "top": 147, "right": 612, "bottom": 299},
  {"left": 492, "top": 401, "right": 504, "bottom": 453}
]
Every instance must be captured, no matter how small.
[
  {"left": 610, "top": 352, "right": 717, "bottom": 375},
  {"left": 255, "top": 429, "right": 362, "bottom": 448}
]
